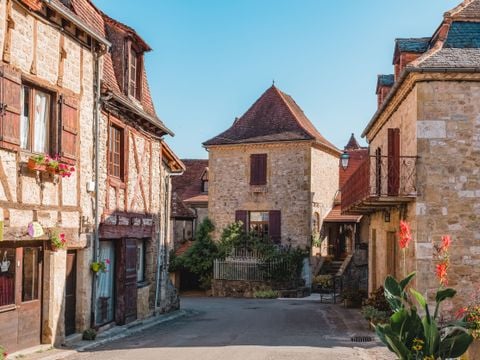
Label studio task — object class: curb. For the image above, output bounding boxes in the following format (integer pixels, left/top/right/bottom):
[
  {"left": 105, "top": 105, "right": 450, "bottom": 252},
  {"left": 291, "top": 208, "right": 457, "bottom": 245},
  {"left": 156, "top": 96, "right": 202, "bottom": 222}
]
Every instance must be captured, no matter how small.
[{"left": 11, "top": 309, "right": 188, "bottom": 360}]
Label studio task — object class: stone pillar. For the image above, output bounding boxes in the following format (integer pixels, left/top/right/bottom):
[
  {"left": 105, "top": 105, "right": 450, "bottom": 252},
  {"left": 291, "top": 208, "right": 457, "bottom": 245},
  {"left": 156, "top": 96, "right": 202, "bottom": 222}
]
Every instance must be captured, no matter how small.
[
  {"left": 42, "top": 249, "right": 67, "bottom": 346},
  {"left": 76, "top": 239, "right": 93, "bottom": 332}
]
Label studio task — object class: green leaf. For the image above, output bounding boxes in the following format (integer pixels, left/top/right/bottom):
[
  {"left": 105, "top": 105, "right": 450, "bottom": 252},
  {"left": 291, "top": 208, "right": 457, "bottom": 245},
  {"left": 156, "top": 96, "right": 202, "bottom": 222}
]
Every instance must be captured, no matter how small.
[
  {"left": 422, "top": 316, "right": 440, "bottom": 356},
  {"left": 384, "top": 276, "right": 403, "bottom": 312},
  {"left": 399, "top": 272, "right": 416, "bottom": 291},
  {"left": 435, "top": 288, "right": 456, "bottom": 303},
  {"left": 380, "top": 325, "right": 412, "bottom": 360},
  {"left": 410, "top": 288, "right": 430, "bottom": 319},
  {"left": 438, "top": 331, "right": 473, "bottom": 358}
]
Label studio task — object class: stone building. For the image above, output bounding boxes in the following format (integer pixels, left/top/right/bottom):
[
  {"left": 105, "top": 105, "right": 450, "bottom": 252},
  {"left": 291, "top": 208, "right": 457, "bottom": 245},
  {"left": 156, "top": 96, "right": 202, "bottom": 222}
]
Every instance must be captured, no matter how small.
[
  {"left": 342, "top": 0, "right": 480, "bottom": 308},
  {"left": 0, "top": 0, "right": 182, "bottom": 353},
  {"left": 171, "top": 159, "right": 209, "bottom": 248},
  {"left": 0, "top": 0, "right": 108, "bottom": 352},
  {"left": 204, "top": 85, "right": 341, "bottom": 249}
]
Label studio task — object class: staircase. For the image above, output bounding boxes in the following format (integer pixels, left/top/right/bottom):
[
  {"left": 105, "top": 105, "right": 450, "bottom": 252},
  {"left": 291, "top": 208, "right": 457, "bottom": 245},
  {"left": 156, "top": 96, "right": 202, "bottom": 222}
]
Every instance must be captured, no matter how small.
[{"left": 321, "top": 260, "right": 344, "bottom": 276}]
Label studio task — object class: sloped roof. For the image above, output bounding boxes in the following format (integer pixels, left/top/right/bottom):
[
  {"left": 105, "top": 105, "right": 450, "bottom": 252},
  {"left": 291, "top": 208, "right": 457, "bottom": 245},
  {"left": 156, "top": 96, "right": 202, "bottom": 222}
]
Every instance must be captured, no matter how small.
[
  {"left": 445, "top": 0, "right": 480, "bottom": 20},
  {"left": 444, "top": 21, "right": 480, "bottom": 48},
  {"left": 203, "top": 86, "right": 340, "bottom": 154},
  {"left": 344, "top": 133, "right": 361, "bottom": 150},
  {"left": 324, "top": 205, "right": 362, "bottom": 223},
  {"left": 377, "top": 74, "right": 394, "bottom": 87},
  {"left": 171, "top": 160, "right": 208, "bottom": 218},
  {"left": 67, "top": 0, "right": 171, "bottom": 134},
  {"left": 395, "top": 38, "right": 431, "bottom": 53}
]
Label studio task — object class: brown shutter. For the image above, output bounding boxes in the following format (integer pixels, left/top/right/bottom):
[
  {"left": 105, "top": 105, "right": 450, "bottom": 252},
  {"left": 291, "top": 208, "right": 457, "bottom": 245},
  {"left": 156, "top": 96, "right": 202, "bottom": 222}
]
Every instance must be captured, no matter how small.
[
  {"left": 269, "top": 210, "right": 281, "bottom": 244},
  {"left": 388, "top": 128, "right": 400, "bottom": 196},
  {"left": 235, "top": 210, "right": 248, "bottom": 233},
  {"left": 0, "top": 66, "right": 21, "bottom": 151},
  {"left": 250, "top": 154, "right": 267, "bottom": 185},
  {"left": 59, "top": 95, "right": 79, "bottom": 163}
]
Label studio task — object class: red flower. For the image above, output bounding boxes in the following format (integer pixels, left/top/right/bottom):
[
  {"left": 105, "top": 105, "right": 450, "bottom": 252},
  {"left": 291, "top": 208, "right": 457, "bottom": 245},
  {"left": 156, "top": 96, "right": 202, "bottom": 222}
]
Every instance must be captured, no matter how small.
[
  {"left": 70, "top": 167, "right": 75, "bottom": 172},
  {"left": 436, "top": 262, "right": 448, "bottom": 286},
  {"left": 441, "top": 235, "right": 452, "bottom": 252},
  {"left": 105, "top": 259, "right": 111, "bottom": 265},
  {"left": 398, "top": 220, "right": 412, "bottom": 249},
  {"left": 456, "top": 307, "right": 467, "bottom": 319}
]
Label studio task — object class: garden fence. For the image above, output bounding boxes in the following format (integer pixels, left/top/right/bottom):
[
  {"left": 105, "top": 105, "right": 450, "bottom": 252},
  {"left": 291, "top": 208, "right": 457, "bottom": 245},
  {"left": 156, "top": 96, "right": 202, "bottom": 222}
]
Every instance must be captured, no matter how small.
[{"left": 213, "top": 258, "right": 285, "bottom": 281}]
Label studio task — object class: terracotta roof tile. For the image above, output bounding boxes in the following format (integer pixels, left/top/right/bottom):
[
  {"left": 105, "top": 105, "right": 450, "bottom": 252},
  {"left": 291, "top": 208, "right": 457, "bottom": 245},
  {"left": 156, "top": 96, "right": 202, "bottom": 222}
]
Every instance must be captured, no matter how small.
[
  {"left": 171, "top": 160, "right": 208, "bottom": 218},
  {"left": 203, "top": 86, "right": 340, "bottom": 154},
  {"left": 324, "top": 205, "right": 362, "bottom": 223}
]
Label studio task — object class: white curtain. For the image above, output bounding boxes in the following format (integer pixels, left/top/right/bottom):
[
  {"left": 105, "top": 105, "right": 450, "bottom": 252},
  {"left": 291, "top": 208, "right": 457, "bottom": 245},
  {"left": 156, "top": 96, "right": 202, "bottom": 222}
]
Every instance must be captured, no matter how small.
[
  {"left": 20, "top": 86, "right": 29, "bottom": 149},
  {"left": 33, "top": 91, "right": 49, "bottom": 153},
  {"left": 96, "top": 241, "right": 115, "bottom": 325}
]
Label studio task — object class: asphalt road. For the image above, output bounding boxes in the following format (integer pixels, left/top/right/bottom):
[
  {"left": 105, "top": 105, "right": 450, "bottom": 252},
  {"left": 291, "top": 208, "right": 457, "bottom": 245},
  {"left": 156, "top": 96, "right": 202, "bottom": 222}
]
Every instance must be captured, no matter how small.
[{"left": 66, "top": 297, "right": 394, "bottom": 360}]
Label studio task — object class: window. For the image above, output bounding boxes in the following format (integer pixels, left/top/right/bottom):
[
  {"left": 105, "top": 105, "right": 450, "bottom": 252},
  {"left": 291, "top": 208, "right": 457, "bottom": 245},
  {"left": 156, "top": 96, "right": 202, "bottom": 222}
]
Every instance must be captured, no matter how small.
[
  {"left": 136, "top": 239, "right": 145, "bottom": 283},
  {"left": 20, "top": 85, "right": 51, "bottom": 153},
  {"left": 128, "top": 47, "right": 141, "bottom": 100},
  {"left": 249, "top": 212, "right": 269, "bottom": 239},
  {"left": 0, "top": 248, "right": 15, "bottom": 307},
  {"left": 108, "top": 124, "right": 124, "bottom": 179},
  {"left": 22, "top": 247, "right": 40, "bottom": 302},
  {"left": 201, "top": 169, "right": 208, "bottom": 193},
  {"left": 250, "top": 154, "right": 267, "bottom": 185}
]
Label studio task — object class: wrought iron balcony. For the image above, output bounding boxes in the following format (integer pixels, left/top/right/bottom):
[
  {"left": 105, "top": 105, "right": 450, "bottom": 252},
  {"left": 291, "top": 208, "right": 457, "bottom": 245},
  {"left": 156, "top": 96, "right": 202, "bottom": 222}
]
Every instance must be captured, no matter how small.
[{"left": 341, "top": 155, "right": 418, "bottom": 214}]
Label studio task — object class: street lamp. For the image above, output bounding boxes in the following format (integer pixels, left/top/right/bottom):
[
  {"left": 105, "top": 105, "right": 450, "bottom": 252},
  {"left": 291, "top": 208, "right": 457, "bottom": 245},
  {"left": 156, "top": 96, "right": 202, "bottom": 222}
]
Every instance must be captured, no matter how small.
[{"left": 340, "top": 151, "right": 350, "bottom": 171}]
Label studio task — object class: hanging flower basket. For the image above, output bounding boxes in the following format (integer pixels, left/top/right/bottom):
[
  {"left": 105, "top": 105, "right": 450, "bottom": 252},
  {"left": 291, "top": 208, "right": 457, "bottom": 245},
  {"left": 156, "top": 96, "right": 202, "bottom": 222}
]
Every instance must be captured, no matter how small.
[
  {"left": 91, "top": 259, "right": 110, "bottom": 274},
  {"left": 49, "top": 229, "right": 67, "bottom": 251}
]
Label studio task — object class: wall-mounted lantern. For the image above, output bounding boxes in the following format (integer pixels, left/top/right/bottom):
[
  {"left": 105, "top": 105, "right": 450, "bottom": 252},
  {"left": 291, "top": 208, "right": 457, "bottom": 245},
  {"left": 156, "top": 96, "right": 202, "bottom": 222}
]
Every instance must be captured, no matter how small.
[{"left": 340, "top": 151, "right": 350, "bottom": 171}]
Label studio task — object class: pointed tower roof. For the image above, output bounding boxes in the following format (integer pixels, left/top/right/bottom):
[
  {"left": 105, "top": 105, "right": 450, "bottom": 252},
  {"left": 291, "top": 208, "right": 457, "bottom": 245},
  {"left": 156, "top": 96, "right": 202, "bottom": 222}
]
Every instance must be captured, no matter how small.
[
  {"left": 344, "top": 133, "right": 361, "bottom": 150},
  {"left": 445, "top": 0, "right": 480, "bottom": 20},
  {"left": 203, "top": 86, "right": 340, "bottom": 154}
]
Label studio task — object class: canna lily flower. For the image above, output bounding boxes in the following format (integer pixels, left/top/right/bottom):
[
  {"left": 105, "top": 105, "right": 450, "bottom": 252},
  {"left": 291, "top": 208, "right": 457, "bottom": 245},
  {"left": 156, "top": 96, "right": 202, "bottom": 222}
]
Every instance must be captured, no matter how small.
[
  {"left": 441, "top": 235, "right": 452, "bottom": 252},
  {"left": 398, "top": 220, "right": 412, "bottom": 249},
  {"left": 436, "top": 262, "right": 448, "bottom": 286}
]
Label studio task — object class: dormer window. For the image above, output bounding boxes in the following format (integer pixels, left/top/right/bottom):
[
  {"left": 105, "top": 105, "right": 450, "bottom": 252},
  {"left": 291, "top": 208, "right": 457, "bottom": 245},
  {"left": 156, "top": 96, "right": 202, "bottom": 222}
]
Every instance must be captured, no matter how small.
[
  {"left": 201, "top": 168, "right": 209, "bottom": 193},
  {"left": 128, "top": 46, "right": 141, "bottom": 100}
]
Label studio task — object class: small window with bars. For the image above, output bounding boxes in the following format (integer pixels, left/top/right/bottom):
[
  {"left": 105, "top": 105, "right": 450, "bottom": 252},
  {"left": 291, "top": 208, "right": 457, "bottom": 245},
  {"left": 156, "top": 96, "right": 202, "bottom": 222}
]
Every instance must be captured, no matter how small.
[{"left": 108, "top": 124, "right": 124, "bottom": 180}]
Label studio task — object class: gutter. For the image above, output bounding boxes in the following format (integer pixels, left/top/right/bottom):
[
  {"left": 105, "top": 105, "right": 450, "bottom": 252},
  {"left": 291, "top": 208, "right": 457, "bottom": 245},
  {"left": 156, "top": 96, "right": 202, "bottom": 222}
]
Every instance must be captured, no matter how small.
[
  {"left": 42, "top": 0, "right": 111, "bottom": 48},
  {"left": 362, "top": 66, "right": 480, "bottom": 139}
]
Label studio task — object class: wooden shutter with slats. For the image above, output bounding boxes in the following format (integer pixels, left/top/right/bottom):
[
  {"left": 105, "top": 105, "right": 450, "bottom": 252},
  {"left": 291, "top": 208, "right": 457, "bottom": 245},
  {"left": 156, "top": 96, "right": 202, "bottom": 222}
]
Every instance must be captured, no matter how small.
[
  {"left": 269, "top": 210, "right": 281, "bottom": 244},
  {"left": 250, "top": 154, "right": 267, "bottom": 185},
  {"left": 388, "top": 128, "right": 400, "bottom": 196},
  {"left": 59, "top": 95, "right": 79, "bottom": 163},
  {"left": 0, "top": 66, "right": 21, "bottom": 151},
  {"left": 235, "top": 210, "right": 248, "bottom": 233}
]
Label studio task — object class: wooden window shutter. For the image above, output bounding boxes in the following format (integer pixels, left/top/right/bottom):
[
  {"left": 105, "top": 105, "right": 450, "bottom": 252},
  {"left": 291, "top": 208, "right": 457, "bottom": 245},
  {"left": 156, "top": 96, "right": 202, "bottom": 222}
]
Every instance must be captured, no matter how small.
[
  {"left": 235, "top": 210, "right": 248, "bottom": 233},
  {"left": 0, "top": 66, "right": 21, "bottom": 151},
  {"left": 59, "top": 95, "right": 79, "bottom": 163},
  {"left": 269, "top": 210, "right": 281, "bottom": 244},
  {"left": 387, "top": 128, "right": 400, "bottom": 196},
  {"left": 250, "top": 154, "right": 267, "bottom": 185}
]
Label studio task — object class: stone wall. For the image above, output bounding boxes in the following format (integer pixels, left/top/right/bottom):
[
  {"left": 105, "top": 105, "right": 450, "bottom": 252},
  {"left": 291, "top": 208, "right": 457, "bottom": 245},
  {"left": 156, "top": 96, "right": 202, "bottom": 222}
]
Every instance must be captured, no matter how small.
[
  {"left": 414, "top": 80, "right": 480, "bottom": 309},
  {"left": 208, "top": 142, "right": 312, "bottom": 248},
  {"left": 0, "top": 0, "right": 96, "bottom": 347}
]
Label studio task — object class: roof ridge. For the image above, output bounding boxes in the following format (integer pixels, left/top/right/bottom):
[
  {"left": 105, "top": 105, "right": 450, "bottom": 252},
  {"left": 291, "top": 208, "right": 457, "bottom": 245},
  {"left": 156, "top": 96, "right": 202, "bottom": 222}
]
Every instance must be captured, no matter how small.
[{"left": 445, "top": 0, "right": 478, "bottom": 18}]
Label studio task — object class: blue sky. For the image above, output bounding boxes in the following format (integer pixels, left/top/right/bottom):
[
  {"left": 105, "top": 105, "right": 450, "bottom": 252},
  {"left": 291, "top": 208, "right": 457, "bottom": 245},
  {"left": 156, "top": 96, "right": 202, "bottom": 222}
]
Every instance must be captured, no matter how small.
[{"left": 94, "top": 0, "right": 460, "bottom": 159}]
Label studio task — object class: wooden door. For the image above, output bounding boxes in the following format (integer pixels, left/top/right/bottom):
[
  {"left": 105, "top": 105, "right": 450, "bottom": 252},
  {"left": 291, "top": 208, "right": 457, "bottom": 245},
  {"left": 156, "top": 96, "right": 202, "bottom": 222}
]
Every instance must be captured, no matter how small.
[
  {"left": 386, "top": 232, "right": 397, "bottom": 277},
  {"left": 124, "top": 239, "right": 137, "bottom": 324},
  {"left": 388, "top": 128, "right": 400, "bottom": 196},
  {"left": 17, "top": 247, "right": 43, "bottom": 350},
  {"left": 65, "top": 251, "right": 77, "bottom": 336}
]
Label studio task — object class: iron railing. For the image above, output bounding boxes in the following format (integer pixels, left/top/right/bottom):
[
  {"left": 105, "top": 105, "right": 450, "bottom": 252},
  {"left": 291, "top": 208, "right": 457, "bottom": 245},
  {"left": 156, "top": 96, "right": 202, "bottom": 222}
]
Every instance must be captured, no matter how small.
[{"left": 341, "top": 155, "right": 417, "bottom": 212}]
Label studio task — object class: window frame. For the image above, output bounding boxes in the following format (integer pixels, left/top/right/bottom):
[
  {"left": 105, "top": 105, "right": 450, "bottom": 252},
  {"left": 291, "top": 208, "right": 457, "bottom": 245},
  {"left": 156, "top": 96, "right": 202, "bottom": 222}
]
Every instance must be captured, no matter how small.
[
  {"left": 20, "top": 83, "right": 54, "bottom": 155},
  {"left": 249, "top": 211, "right": 270, "bottom": 240},
  {"left": 107, "top": 122, "right": 125, "bottom": 181},
  {"left": 127, "top": 43, "right": 142, "bottom": 101},
  {"left": 250, "top": 153, "right": 267, "bottom": 186}
]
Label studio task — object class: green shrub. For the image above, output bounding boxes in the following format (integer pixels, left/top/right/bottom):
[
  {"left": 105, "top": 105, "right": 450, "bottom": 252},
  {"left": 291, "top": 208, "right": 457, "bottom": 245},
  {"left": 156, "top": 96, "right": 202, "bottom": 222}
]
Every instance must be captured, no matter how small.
[
  {"left": 254, "top": 290, "right": 279, "bottom": 299},
  {"left": 361, "top": 305, "right": 390, "bottom": 325},
  {"left": 364, "top": 286, "right": 392, "bottom": 314},
  {"left": 82, "top": 328, "right": 97, "bottom": 341}
]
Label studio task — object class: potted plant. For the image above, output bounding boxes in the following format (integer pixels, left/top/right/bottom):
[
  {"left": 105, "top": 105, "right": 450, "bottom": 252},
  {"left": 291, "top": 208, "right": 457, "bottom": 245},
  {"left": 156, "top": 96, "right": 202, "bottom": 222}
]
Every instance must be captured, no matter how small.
[
  {"left": 57, "top": 163, "right": 75, "bottom": 178},
  {"left": 91, "top": 259, "right": 110, "bottom": 274},
  {"left": 50, "top": 229, "right": 67, "bottom": 251},
  {"left": 312, "top": 274, "right": 332, "bottom": 293},
  {"left": 458, "top": 302, "right": 480, "bottom": 359},
  {"left": 46, "top": 156, "right": 59, "bottom": 175},
  {"left": 27, "top": 154, "right": 46, "bottom": 171},
  {"left": 342, "top": 288, "right": 366, "bottom": 308}
]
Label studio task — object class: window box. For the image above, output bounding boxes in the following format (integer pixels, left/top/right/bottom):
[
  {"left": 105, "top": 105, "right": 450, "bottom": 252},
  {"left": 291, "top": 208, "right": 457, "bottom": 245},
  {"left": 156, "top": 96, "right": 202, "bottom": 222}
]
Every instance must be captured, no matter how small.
[{"left": 27, "top": 157, "right": 46, "bottom": 172}]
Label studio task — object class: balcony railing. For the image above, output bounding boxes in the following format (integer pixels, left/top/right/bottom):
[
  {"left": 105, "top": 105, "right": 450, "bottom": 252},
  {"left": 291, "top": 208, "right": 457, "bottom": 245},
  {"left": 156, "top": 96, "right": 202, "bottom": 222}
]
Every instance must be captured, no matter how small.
[{"left": 341, "top": 155, "right": 418, "bottom": 213}]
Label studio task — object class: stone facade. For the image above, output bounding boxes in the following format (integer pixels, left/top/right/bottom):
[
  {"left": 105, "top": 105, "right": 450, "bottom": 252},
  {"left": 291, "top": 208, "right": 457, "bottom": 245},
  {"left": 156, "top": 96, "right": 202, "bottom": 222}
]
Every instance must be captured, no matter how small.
[{"left": 0, "top": 0, "right": 102, "bottom": 352}]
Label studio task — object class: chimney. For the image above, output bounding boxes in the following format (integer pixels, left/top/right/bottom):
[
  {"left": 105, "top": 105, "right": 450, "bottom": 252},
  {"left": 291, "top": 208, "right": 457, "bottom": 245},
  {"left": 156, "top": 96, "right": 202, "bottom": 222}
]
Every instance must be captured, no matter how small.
[
  {"left": 376, "top": 75, "right": 394, "bottom": 108},
  {"left": 393, "top": 38, "right": 430, "bottom": 80}
]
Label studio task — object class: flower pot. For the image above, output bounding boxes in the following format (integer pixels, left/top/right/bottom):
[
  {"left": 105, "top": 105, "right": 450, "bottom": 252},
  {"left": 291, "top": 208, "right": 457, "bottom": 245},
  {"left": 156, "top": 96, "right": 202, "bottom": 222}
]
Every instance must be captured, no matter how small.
[
  {"left": 47, "top": 166, "right": 58, "bottom": 175},
  {"left": 27, "top": 158, "right": 46, "bottom": 172},
  {"left": 466, "top": 340, "right": 480, "bottom": 360},
  {"left": 91, "top": 263, "right": 100, "bottom": 273}
]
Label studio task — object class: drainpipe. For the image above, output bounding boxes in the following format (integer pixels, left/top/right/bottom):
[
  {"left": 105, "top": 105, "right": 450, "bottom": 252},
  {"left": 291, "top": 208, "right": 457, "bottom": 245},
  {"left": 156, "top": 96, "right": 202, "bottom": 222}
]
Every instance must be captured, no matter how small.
[
  {"left": 91, "top": 45, "right": 107, "bottom": 327},
  {"left": 155, "top": 170, "right": 183, "bottom": 314}
]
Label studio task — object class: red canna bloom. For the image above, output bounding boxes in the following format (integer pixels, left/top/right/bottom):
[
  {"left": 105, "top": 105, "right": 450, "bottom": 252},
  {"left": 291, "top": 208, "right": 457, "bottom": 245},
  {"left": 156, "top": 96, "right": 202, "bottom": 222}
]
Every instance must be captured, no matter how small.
[
  {"left": 398, "top": 220, "right": 412, "bottom": 249},
  {"left": 436, "top": 262, "right": 448, "bottom": 286},
  {"left": 441, "top": 235, "right": 452, "bottom": 252}
]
